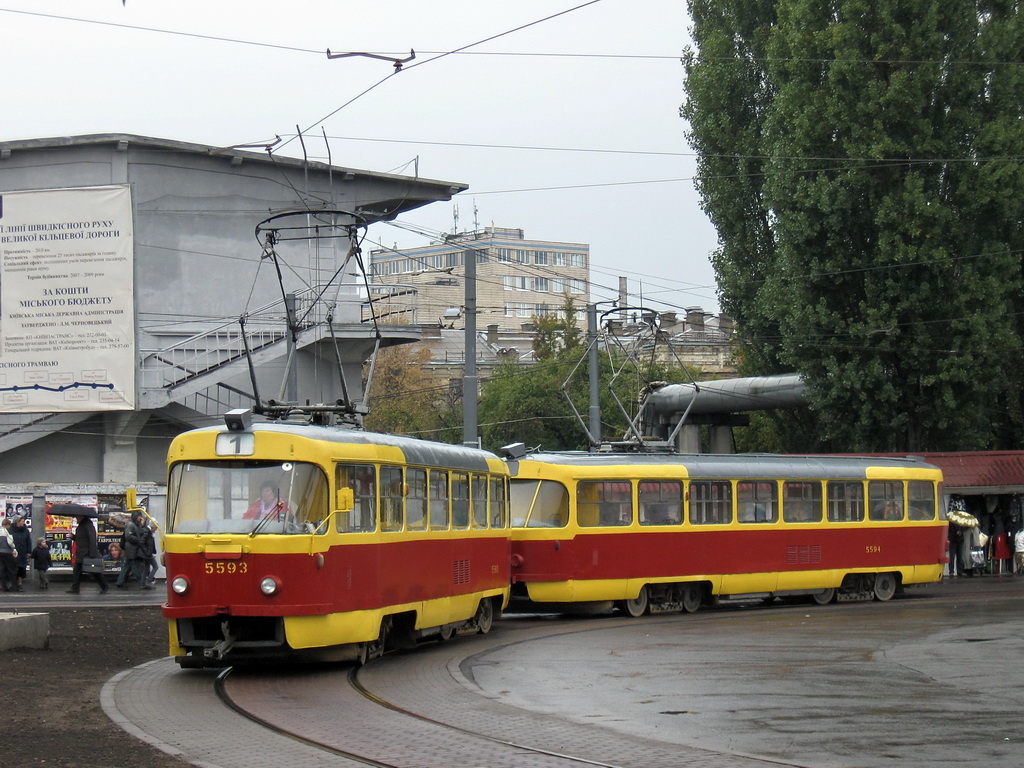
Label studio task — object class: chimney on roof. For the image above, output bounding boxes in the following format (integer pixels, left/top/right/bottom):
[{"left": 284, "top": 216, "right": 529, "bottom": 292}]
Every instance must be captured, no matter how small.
[
  {"left": 487, "top": 323, "right": 499, "bottom": 345},
  {"left": 686, "top": 307, "right": 705, "bottom": 332}
]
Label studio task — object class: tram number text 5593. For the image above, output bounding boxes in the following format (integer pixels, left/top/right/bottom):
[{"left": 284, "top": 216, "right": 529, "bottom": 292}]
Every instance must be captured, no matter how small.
[
  {"left": 203, "top": 562, "right": 248, "bottom": 575},
  {"left": 865, "top": 545, "right": 882, "bottom": 554}
]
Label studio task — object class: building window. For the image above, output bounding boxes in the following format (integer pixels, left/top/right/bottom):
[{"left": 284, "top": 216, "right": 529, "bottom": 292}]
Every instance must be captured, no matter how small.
[
  {"left": 503, "top": 275, "right": 515, "bottom": 291},
  {"left": 569, "top": 279, "right": 586, "bottom": 294},
  {"left": 534, "top": 250, "right": 549, "bottom": 265},
  {"left": 553, "top": 253, "right": 567, "bottom": 266},
  {"left": 534, "top": 277, "right": 549, "bottom": 292},
  {"left": 569, "top": 253, "right": 586, "bottom": 268}
]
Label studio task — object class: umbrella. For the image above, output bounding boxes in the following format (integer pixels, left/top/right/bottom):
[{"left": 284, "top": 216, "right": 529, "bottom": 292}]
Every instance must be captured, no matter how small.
[
  {"left": 48, "top": 503, "right": 99, "bottom": 518},
  {"left": 947, "top": 508, "right": 979, "bottom": 528}
]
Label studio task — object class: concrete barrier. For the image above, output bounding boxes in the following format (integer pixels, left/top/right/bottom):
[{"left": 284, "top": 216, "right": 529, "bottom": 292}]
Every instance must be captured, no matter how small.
[{"left": 0, "top": 612, "right": 49, "bottom": 650}]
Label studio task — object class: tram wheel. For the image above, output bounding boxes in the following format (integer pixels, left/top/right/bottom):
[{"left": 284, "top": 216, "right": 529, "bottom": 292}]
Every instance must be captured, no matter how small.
[
  {"left": 620, "top": 585, "right": 649, "bottom": 618},
  {"left": 810, "top": 588, "right": 836, "bottom": 605},
  {"left": 474, "top": 599, "right": 494, "bottom": 634},
  {"left": 681, "top": 583, "right": 702, "bottom": 613},
  {"left": 873, "top": 573, "right": 897, "bottom": 602},
  {"left": 438, "top": 625, "right": 455, "bottom": 642},
  {"left": 358, "top": 618, "right": 391, "bottom": 665}
]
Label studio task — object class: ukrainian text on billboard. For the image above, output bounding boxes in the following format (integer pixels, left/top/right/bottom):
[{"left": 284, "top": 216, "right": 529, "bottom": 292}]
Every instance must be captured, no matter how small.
[{"left": 0, "top": 185, "right": 135, "bottom": 412}]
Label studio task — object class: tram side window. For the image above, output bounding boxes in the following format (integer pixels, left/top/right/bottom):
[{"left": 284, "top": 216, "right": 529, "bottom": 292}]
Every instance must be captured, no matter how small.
[
  {"left": 429, "top": 470, "right": 449, "bottom": 530},
  {"left": 578, "top": 481, "right": 632, "bottom": 527},
  {"left": 337, "top": 464, "right": 376, "bottom": 532},
  {"left": 737, "top": 481, "right": 778, "bottom": 523},
  {"left": 783, "top": 481, "right": 823, "bottom": 523},
  {"left": 639, "top": 481, "right": 683, "bottom": 525},
  {"left": 509, "top": 479, "right": 568, "bottom": 528},
  {"left": 472, "top": 473, "right": 488, "bottom": 528},
  {"left": 407, "top": 467, "right": 427, "bottom": 530},
  {"left": 490, "top": 476, "right": 508, "bottom": 528},
  {"left": 907, "top": 481, "right": 935, "bottom": 521},
  {"left": 869, "top": 480, "right": 904, "bottom": 521},
  {"left": 688, "top": 480, "right": 732, "bottom": 524},
  {"left": 827, "top": 481, "right": 864, "bottom": 522},
  {"left": 452, "top": 472, "right": 470, "bottom": 529},
  {"left": 380, "top": 466, "right": 404, "bottom": 531}
]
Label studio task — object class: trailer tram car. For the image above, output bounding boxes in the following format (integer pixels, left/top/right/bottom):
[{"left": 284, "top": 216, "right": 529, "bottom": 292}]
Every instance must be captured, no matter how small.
[
  {"left": 507, "top": 452, "right": 947, "bottom": 615},
  {"left": 162, "top": 417, "right": 511, "bottom": 667}
]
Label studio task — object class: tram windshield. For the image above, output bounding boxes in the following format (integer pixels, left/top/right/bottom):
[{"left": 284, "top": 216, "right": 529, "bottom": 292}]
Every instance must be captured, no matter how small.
[
  {"left": 510, "top": 479, "right": 569, "bottom": 528},
  {"left": 167, "top": 460, "right": 330, "bottom": 535}
]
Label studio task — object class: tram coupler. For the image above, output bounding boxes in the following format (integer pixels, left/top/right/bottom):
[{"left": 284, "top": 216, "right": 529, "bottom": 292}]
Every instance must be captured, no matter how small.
[{"left": 204, "top": 620, "right": 237, "bottom": 661}]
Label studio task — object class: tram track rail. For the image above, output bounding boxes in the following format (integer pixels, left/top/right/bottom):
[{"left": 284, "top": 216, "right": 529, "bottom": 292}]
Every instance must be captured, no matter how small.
[
  {"left": 105, "top": 578, "right": 1024, "bottom": 768},
  {"left": 213, "top": 610, "right": 832, "bottom": 768}
]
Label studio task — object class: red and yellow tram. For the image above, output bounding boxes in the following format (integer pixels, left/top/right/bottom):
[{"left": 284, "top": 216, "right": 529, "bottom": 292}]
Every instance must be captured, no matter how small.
[
  {"left": 162, "top": 416, "right": 510, "bottom": 667},
  {"left": 507, "top": 452, "right": 947, "bottom": 614}
]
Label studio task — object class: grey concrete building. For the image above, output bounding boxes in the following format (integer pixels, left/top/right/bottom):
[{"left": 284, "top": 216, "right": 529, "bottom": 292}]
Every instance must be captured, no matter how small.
[{"left": 0, "top": 133, "right": 464, "bottom": 522}]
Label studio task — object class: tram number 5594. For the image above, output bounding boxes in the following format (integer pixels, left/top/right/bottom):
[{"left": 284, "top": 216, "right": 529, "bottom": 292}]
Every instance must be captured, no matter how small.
[
  {"left": 204, "top": 562, "right": 249, "bottom": 575},
  {"left": 865, "top": 545, "right": 882, "bottom": 554}
]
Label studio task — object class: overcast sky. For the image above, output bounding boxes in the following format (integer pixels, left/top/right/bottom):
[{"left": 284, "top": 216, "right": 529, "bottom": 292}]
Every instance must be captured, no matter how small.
[{"left": 0, "top": 0, "right": 721, "bottom": 314}]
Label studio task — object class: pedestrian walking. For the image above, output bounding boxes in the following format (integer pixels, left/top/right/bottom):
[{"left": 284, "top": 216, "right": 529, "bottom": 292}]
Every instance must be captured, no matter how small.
[
  {"left": 66, "top": 514, "right": 109, "bottom": 595},
  {"left": 11, "top": 516, "right": 32, "bottom": 591},
  {"left": 0, "top": 518, "right": 18, "bottom": 591},
  {"left": 124, "top": 511, "right": 154, "bottom": 590},
  {"left": 30, "top": 537, "right": 52, "bottom": 590}
]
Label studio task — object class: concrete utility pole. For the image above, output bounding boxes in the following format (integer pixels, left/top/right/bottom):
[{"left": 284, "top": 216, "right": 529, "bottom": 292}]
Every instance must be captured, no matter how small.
[
  {"left": 588, "top": 302, "right": 601, "bottom": 445},
  {"left": 462, "top": 249, "right": 478, "bottom": 447}
]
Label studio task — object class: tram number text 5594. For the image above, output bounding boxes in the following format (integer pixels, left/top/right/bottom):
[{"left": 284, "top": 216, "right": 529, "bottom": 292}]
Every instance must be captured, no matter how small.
[
  {"left": 203, "top": 562, "right": 249, "bottom": 575},
  {"left": 865, "top": 545, "right": 882, "bottom": 554}
]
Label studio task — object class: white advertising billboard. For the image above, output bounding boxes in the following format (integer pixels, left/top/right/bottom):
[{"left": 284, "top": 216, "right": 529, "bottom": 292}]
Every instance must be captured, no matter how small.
[{"left": 0, "top": 185, "right": 135, "bottom": 412}]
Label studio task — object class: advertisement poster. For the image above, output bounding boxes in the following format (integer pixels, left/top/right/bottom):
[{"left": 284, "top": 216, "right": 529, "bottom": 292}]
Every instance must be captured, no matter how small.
[
  {"left": 2, "top": 494, "right": 33, "bottom": 524},
  {"left": 43, "top": 493, "right": 145, "bottom": 572},
  {"left": 0, "top": 185, "right": 135, "bottom": 412}
]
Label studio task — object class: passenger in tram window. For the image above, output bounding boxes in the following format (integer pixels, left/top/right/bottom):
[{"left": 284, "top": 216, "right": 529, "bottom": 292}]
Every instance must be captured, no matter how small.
[
  {"left": 243, "top": 481, "right": 289, "bottom": 521},
  {"left": 877, "top": 501, "right": 902, "bottom": 521},
  {"left": 644, "top": 504, "right": 680, "bottom": 525}
]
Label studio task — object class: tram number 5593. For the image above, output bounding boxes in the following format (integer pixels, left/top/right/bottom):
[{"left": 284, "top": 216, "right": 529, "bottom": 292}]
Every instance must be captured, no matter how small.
[{"left": 204, "top": 562, "right": 249, "bottom": 575}]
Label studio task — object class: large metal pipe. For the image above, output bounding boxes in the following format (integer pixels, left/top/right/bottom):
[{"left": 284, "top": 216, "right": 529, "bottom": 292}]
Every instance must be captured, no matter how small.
[{"left": 645, "top": 374, "right": 806, "bottom": 416}]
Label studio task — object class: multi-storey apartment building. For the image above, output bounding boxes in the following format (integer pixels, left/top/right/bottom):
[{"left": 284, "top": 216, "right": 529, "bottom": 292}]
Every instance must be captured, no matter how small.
[{"left": 367, "top": 227, "right": 590, "bottom": 331}]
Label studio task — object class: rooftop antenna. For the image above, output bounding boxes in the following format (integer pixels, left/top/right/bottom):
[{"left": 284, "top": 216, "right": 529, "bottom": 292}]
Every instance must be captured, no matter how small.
[
  {"left": 452, "top": 204, "right": 459, "bottom": 236},
  {"left": 473, "top": 201, "right": 480, "bottom": 232}
]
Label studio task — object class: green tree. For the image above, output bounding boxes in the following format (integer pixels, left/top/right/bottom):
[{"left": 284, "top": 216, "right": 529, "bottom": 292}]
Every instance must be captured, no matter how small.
[
  {"left": 684, "top": 0, "right": 1024, "bottom": 451},
  {"left": 479, "top": 302, "right": 705, "bottom": 451},
  {"left": 363, "top": 345, "right": 454, "bottom": 437}
]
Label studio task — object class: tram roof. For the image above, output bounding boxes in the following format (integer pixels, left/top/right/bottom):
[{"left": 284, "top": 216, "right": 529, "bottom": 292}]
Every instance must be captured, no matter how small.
[
  {"left": 192, "top": 423, "right": 501, "bottom": 473},
  {"left": 511, "top": 452, "right": 941, "bottom": 480}
]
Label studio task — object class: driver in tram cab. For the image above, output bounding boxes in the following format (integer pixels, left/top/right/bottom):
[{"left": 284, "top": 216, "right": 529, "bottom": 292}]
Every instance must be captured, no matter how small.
[{"left": 243, "top": 481, "right": 289, "bottom": 521}]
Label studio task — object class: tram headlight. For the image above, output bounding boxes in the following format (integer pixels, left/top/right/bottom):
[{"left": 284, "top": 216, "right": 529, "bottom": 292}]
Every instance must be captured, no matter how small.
[
  {"left": 259, "top": 576, "right": 280, "bottom": 596},
  {"left": 170, "top": 576, "right": 190, "bottom": 595}
]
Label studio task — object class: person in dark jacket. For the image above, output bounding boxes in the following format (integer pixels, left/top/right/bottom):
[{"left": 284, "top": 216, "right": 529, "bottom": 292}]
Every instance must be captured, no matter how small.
[
  {"left": 124, "top": 511, "right": 154, "bottom": 590},
  {"left": 30, "top": 537, "right": 52, "bottom": 590},
  {"left": 11, "top": 516, "right": 32, "bottom": 591},
  {"left": 0, "top": 518, "right": 18, "bottom": 591},
  {"left": 66, "top": 515, "right": 109, "bottom": 595}
]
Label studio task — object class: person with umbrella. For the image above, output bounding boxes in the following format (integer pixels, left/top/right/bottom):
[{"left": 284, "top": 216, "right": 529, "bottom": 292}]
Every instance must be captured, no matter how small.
[{"left": 55, "top": 505, "right": 109, "bottom": 595}]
